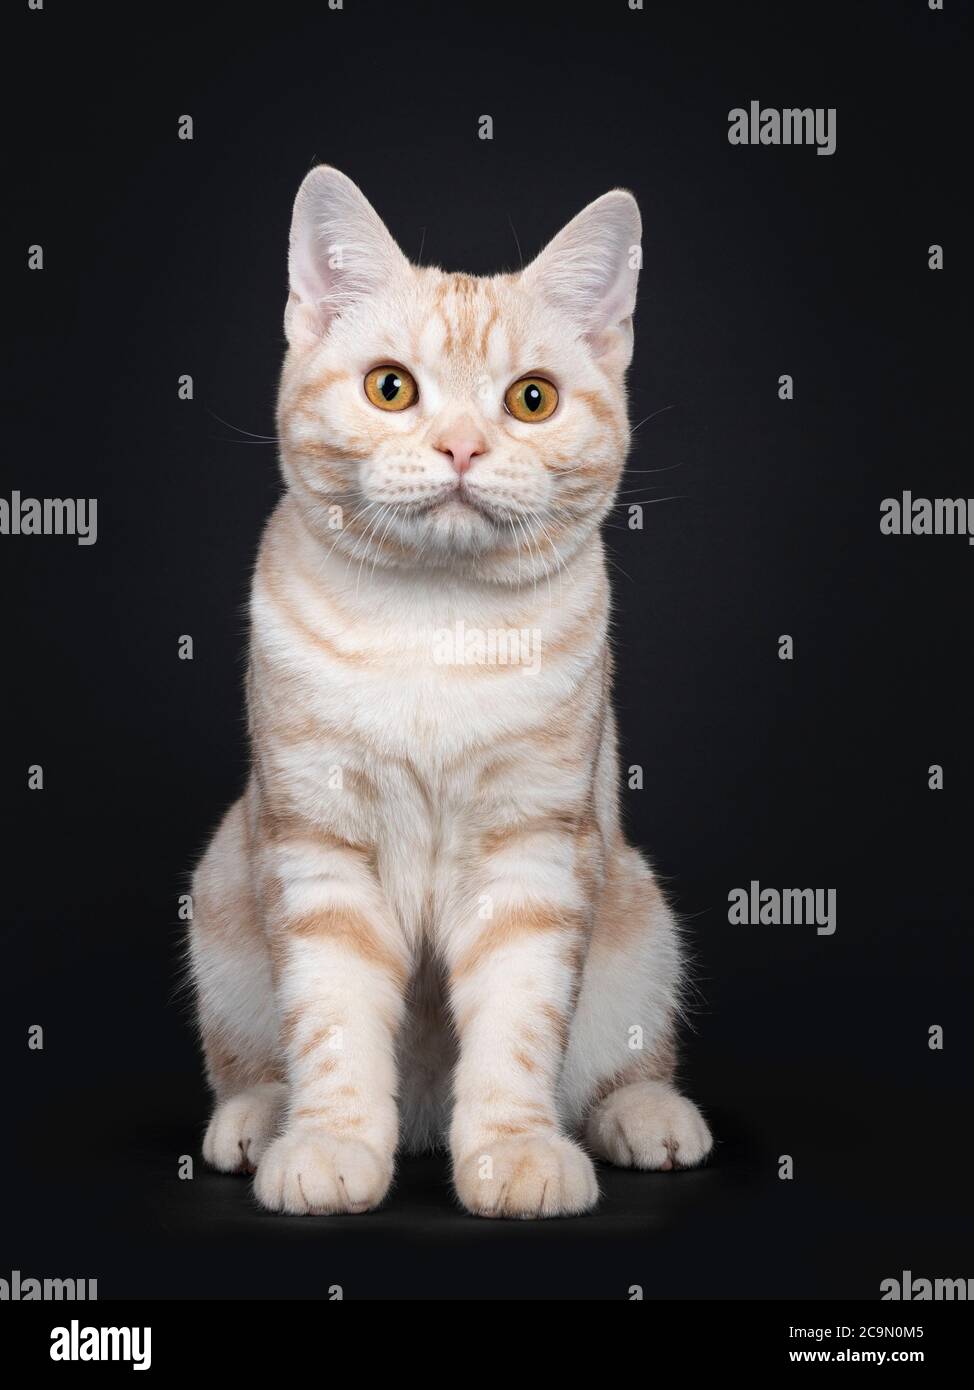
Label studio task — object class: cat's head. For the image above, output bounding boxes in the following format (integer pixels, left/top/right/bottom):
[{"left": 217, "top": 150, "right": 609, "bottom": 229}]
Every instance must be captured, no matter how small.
[{"left": 277, "top": 166, "right": 641, "bottom": 583}]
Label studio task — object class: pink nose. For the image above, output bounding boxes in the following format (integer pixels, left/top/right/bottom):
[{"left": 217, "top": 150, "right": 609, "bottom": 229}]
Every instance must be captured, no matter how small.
[{"left": 436, "top": 432, "right": 486, "bottom": 477}]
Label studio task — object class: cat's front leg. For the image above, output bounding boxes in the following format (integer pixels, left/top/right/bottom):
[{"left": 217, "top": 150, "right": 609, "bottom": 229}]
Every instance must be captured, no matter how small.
[
  {"left": 445, "top": 850, "right": 597, "bottom": 1219},
  {"left": 253, "top": 837, "right": 410, "bottom": 1216}
]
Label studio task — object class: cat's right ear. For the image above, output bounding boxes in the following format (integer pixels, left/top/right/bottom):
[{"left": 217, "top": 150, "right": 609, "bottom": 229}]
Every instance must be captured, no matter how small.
[{"left": 285, "top": 166, "right": 409, "bottom": 349}]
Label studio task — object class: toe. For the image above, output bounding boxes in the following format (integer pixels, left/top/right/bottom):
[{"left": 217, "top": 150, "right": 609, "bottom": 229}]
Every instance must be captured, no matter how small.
[
  {"left": 253, "top": 1128, "right": 392, "bottom": 1215},
  {"left": 203, "top": 1084, "right": 286, "bottom": 1174},
  {"left": 455, "top": 1134, "right": 598, "bottom": 1219},
  {"left": 586, "top": 1081, "right": 713, "bottom": 1170}
]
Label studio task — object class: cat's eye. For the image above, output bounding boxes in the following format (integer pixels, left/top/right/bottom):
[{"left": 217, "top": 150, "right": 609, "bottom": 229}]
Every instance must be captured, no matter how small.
[
  {"left": 364, "top": 365, "right": 418, "bottom": 412},
  {"left": 504, "top": 375, "right": 559, "bottom": 423}
]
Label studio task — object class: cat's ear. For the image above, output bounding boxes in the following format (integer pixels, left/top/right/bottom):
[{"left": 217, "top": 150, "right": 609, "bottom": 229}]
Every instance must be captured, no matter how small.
[
  {"left": 521, "top": 190, "right": 642, "bottom": 364},
  {"left": 285, "top": 165, "right": 409, "bottom": 349}
]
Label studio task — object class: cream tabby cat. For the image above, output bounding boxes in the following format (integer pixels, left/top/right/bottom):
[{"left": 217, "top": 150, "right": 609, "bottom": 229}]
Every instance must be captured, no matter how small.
[{"left": 188, "top": 166, "right": 712, "bottom": 1218}]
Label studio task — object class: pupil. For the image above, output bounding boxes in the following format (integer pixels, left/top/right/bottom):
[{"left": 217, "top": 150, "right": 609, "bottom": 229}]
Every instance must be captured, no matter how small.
[
  {"left": 380, "top": 373, "right": 400, "bottom": 401},
  {"left": 525, "top": 384, "right": 542, "bottom": 411}
]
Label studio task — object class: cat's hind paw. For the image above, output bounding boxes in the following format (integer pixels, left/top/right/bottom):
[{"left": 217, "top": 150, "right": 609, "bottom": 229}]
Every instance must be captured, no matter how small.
[
  {"left": 586, "top": 1080, "right": 713, "bottom": 1170},
  {"left": 202, "top": 1082, "right": 286, "bottom": 1174}
]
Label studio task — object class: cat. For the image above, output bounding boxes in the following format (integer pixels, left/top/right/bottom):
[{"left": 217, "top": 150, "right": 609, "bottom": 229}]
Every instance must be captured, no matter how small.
[{"left": 188, "top": 166, "right": 712, "bottom": 1218}]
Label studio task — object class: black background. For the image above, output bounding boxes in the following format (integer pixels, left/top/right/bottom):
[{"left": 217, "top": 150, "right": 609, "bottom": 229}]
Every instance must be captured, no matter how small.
[{"left": 4, "top": 0, "right": 971, "bottom": 1300}]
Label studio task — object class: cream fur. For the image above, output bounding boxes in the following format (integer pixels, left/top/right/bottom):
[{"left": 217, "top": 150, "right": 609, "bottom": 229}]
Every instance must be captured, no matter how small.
[{"left": 187, "top": 167, "right": 712, "bottom": 1218}]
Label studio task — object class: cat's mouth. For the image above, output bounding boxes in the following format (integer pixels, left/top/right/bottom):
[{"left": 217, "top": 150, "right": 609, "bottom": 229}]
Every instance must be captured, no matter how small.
[
  {"left": 383, "top": 485, "right": 531, "bottom": 555},
  {"left": 412, "top": 488, "right": 502, "bottom": 525}
]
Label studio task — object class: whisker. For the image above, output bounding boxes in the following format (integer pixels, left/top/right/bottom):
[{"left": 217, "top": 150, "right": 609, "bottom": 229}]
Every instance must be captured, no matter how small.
[
  {"left": 516, "top": 514, "right": 540, "bottom": 598},
  {"left": 621, "top": 462, "right": 686, "bottom": 475},
  {"left": 508, "top": 519, "right": 523, "bottom": 590},
  {"left": 507, "top": 215, "right": 524, "bottom": 271},
  {"left": 208, "top": 410, "right": 278, "bottom": 442},
  {"left": 526, "top": 509, "right": 574, "bottom": 606},
  {"left": 602, "top": 551, "right": 635, "bottom": 585},
  {"left": 629, "top": 404, "right": 676, "bottom": 435},
  {"left": 354, "top": 503, "right": 392, "bottom": 599},
  {"left": 320, "top": 500, "right": 379, "bottom": 574},
  {"left": 211, "top": 437, "right": 278, "bottom": 446},
  {"left": 369, "top": 503, "right": 403, "bottom": 586},
  {"left": 611, "top": 493, "right": 687, "bottom": 504}
]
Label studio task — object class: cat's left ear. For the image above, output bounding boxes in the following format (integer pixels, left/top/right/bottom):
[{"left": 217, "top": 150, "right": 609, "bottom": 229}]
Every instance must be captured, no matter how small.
[{"left": 520, "top": 190, "right": 642, "bottom": 365}]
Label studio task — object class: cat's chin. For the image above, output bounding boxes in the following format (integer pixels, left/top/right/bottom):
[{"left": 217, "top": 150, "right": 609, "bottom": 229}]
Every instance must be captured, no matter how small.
[{"left": 402, "top": 495, "right": 500, "bottom": 556}]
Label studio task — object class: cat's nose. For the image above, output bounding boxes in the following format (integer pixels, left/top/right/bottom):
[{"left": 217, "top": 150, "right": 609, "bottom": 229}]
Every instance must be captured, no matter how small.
[{"left": 435, "top": 429, "right": 487, "bottom": 477}]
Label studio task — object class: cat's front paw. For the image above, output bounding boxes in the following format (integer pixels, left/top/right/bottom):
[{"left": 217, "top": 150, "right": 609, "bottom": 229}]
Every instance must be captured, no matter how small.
[
  {"left": 252, "top": 1126, "right": 392, "bottom": 1215},
  {"left": 586, "top": 1080, "right": 713, "bottom": 1170},
  {"left": 454, "top": 1134, "right": 599, "bottom": 1219},
  {"left": 202, "top": 1082, "right": 286, "bottom": 1173}
]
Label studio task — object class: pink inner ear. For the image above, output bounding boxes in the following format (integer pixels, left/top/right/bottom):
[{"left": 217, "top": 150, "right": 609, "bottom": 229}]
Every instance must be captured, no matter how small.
[
  {"left": 285, "top": 167, "right": 410, "bottom": 349},
  {"left": 521, "top": 191, "right": 641, "bottom": 339},
  {"left": 283, "top": 289, "right": 330, "bottom": 351}
]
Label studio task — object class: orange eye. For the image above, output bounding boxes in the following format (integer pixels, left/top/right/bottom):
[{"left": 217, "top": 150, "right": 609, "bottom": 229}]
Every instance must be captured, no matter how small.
[
  {"left": 364, "top": 365, "right": 418, "bottom": 411},
  {"left": 504, "top": 375, "right": 558, "bottom": 422}
]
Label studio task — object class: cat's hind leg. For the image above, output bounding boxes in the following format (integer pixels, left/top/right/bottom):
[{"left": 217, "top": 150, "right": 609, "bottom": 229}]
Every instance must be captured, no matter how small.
[
  {"left": 188, "top": 793, "right": 286, "bottom": 1173},
  {"left": 563, "top": 844, "right": 713, "bottom": 1171},
  {"left": 202, "top": 1081, "right": 287, "bottom": 1174},
  {"left": 585, "top": 1079, "right": 712, "bottom": 1171}
]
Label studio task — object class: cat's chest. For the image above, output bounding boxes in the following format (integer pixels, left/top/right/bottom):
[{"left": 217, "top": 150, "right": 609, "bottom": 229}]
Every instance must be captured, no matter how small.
[
  {"left": 257, "top": 578, "right": 569, "bottom": 757},
  {"left": 255, "top": 604, "right": 600, "bottom": 941},
  {"left": 252, "top": 551, "right": 605, "bottom": 871},
  {"left": 299, "top": 632, "right": 557, "bottom": 760}
]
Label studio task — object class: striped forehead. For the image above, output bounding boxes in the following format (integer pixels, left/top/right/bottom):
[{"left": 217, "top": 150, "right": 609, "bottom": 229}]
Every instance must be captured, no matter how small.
[{"left": 414, "top": 272, "right": 515, "bottom": 384}]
